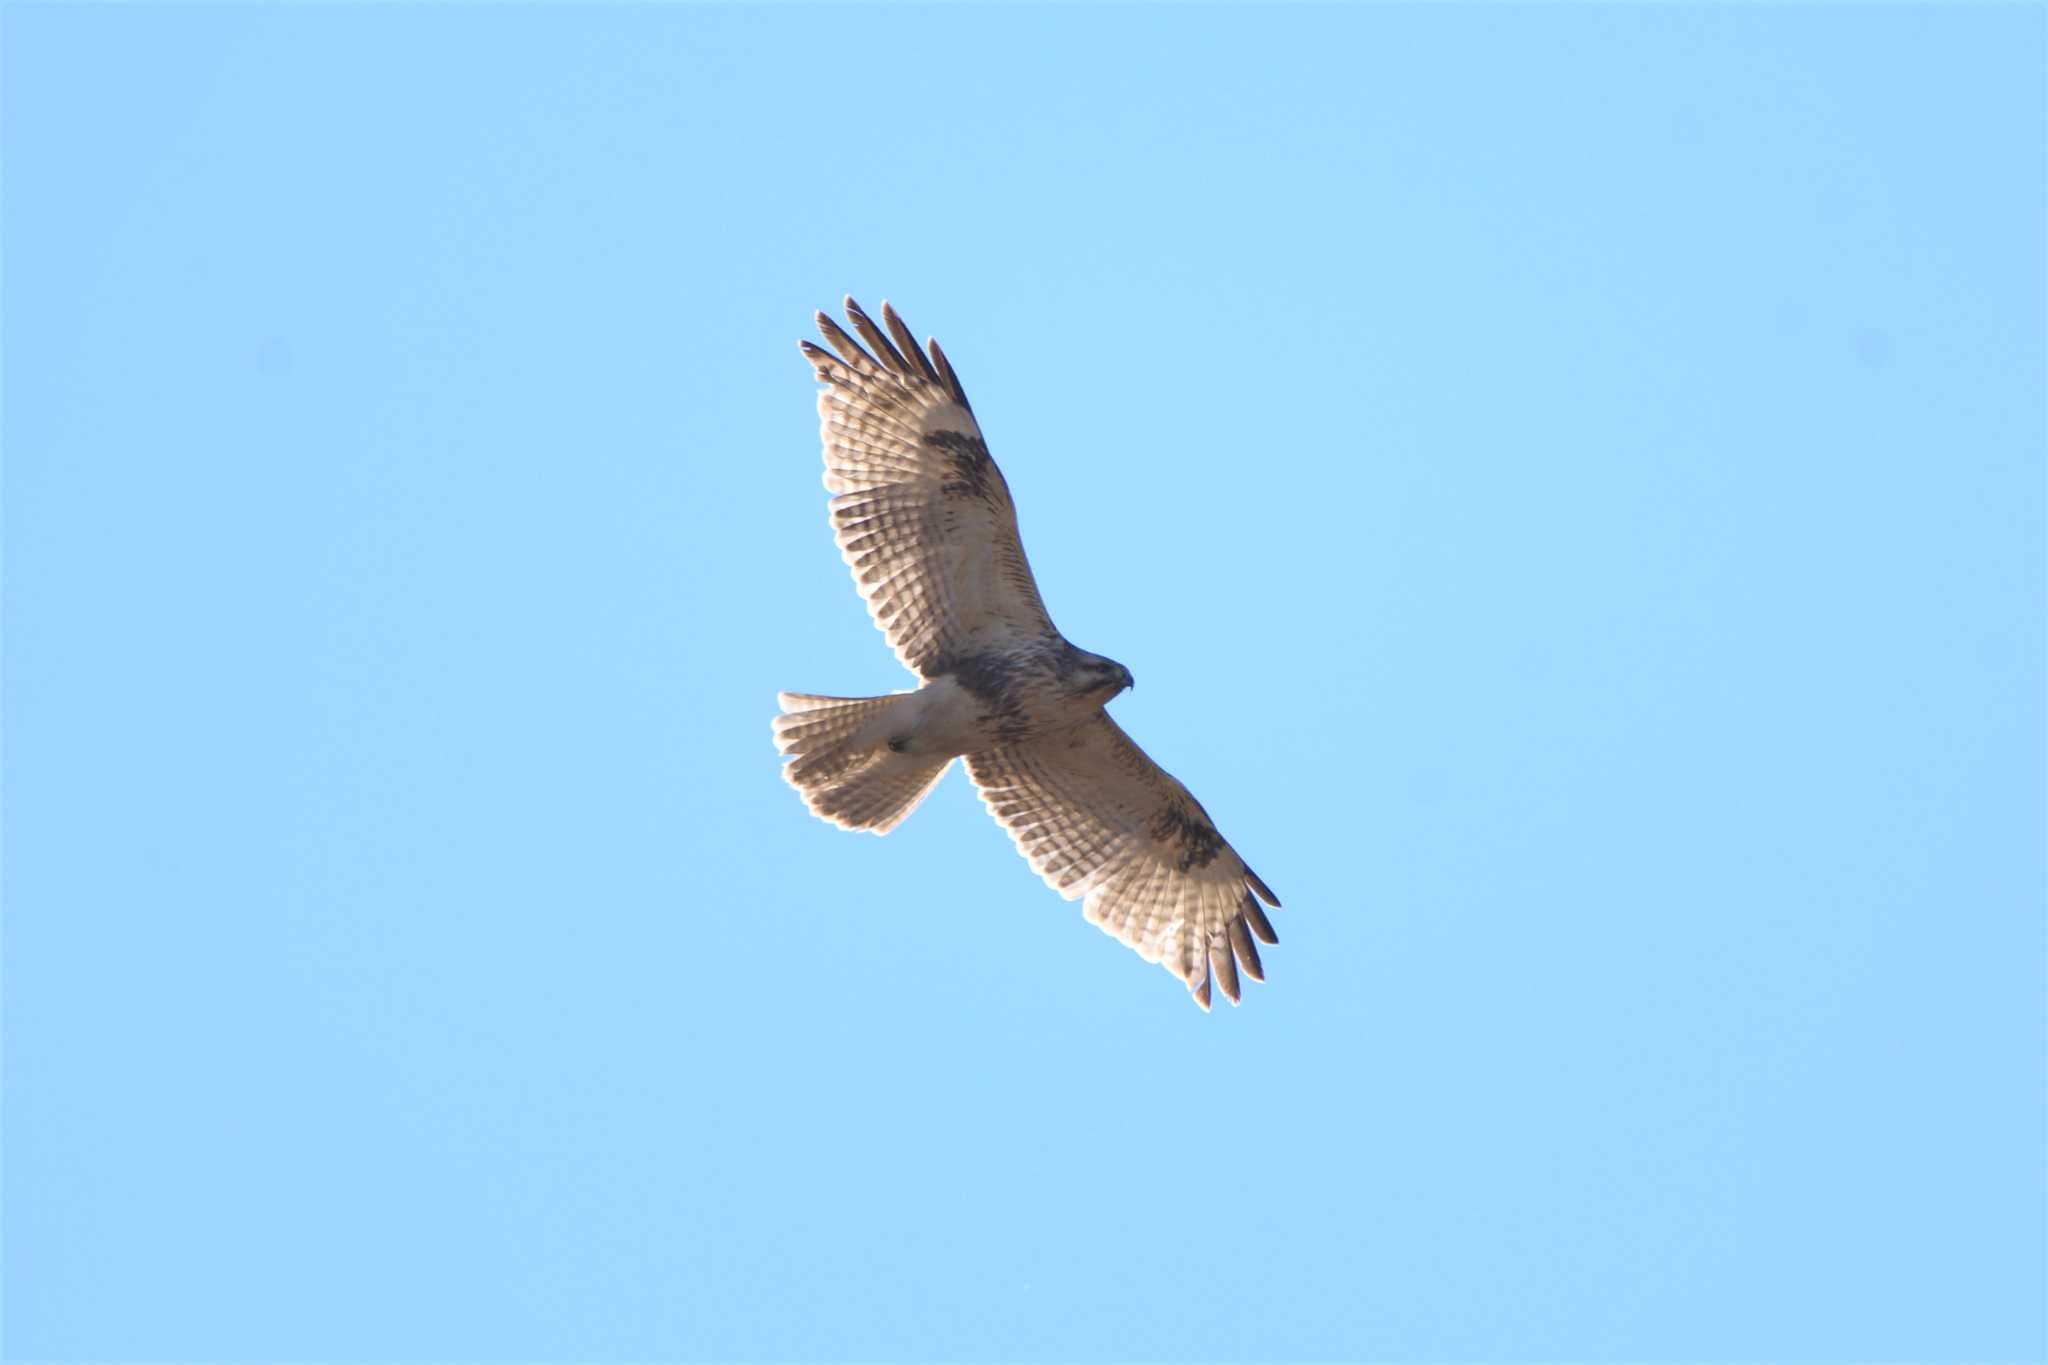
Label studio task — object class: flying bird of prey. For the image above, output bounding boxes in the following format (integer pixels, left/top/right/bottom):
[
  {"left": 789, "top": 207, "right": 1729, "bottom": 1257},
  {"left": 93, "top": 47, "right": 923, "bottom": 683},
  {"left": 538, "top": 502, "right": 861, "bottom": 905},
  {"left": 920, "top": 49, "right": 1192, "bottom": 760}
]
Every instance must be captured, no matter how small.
[{"left": 772, "top": 299, "right": 1280, "bottom": 1009}]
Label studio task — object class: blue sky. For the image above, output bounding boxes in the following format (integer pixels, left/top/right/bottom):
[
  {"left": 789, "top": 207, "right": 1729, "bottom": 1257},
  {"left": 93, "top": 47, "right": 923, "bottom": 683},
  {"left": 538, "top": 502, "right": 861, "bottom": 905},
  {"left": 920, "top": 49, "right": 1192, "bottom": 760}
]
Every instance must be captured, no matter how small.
[{"left": 4, "top": 5, "right": 2042, "bottom": 1361}]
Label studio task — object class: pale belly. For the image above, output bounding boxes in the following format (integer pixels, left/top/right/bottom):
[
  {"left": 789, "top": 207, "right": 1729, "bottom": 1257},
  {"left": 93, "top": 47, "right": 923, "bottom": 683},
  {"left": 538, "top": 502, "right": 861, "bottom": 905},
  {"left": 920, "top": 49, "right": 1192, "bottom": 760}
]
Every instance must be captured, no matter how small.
[
  {"left": 889, "top": 675, "right": 1096, "bottom": 757},
  {"left": 888, "top": 678, "right": 986, "bottom": 756}
]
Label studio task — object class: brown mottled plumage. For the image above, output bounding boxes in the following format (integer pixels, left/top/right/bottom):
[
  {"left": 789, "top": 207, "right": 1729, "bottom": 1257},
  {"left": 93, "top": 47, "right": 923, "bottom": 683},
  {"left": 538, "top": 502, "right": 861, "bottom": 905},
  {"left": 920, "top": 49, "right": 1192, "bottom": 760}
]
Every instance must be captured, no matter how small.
[{"left": 773, "top": 299, "right": 1280, "bottom": 1009}]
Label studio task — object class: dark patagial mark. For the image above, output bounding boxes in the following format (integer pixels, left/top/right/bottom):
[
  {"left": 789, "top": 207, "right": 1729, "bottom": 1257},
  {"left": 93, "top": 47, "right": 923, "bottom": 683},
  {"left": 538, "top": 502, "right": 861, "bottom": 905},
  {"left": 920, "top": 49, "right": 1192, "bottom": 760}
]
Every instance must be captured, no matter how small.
[
  {"left": 925, "top": 430, "right": 999, "bottom": 502},
  {"left": 1152, "top": 801, "right": 1225, "bottom": 873}
]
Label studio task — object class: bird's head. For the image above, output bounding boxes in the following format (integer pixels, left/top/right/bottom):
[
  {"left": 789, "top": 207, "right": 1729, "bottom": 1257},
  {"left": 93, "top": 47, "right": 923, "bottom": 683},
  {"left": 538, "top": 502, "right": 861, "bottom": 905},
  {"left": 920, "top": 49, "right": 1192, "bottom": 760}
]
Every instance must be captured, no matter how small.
[{"left": 1076, "top": 652, "right": 1134, "bottom": 702}]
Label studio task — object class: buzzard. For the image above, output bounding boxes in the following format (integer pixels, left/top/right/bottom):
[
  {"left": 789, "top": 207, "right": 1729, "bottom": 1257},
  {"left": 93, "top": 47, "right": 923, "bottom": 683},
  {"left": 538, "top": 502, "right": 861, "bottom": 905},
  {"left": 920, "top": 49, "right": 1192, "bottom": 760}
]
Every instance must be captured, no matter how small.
[{"left": 772, "top": 299, "right": 1281, "bottom": 1009}]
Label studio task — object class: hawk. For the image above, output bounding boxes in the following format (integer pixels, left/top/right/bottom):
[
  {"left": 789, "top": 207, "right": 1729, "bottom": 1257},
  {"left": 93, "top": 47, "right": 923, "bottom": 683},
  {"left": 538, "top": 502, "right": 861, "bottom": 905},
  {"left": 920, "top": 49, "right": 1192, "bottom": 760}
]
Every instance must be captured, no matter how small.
[{"left": 772, "top": 299, "right": 1281, "bottom": 1009}]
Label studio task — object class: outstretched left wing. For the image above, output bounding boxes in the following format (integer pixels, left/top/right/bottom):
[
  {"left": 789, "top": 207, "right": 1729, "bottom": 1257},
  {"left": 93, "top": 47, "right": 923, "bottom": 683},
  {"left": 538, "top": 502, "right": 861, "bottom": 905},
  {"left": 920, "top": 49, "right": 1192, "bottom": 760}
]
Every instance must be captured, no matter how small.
[
  {"left": 800, "top": 299, "right": 1058, "bottom": 680},
  {"left": 966, "top": 716, "right": 1281, "bottom": 1009}
]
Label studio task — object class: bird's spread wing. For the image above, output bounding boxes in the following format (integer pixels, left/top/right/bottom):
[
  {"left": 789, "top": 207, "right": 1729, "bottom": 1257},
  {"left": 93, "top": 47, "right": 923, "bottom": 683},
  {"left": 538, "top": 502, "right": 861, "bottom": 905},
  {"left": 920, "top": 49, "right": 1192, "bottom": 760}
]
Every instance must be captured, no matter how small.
[
  {"left": 966, "top": 715, "right": 1281, "bottom": 1009},
  {"left": 800, "top": 299, "right": 1056, "bottom": 679}
]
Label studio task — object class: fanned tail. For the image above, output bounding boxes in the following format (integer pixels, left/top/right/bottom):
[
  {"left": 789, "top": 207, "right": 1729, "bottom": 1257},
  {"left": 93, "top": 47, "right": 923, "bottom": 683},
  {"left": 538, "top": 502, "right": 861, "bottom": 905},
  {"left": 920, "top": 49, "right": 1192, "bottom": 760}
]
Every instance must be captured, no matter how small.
[{"left": 772, "top": 692, "right": 950, "bottom": 834}]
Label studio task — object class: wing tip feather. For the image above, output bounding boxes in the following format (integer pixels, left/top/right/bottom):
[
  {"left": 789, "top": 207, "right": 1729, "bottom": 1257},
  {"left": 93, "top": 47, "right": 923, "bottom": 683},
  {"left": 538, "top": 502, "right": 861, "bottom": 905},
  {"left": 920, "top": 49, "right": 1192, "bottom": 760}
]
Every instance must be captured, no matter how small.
[
  {"left": 1243, "top": 896, "right": 1279, "bottom": 945},
  {"left": 927, "top": 337, "right": 972, "bottom": 410},
  {"left": 880, "top": 299, "right": 940, "bottom": 381},
  {"left": 1229, "top": 917, "right": 1266, "bottom": 982},
  {"left": 1210, "top": 940, "right": 1242, "bottom": 1006}
]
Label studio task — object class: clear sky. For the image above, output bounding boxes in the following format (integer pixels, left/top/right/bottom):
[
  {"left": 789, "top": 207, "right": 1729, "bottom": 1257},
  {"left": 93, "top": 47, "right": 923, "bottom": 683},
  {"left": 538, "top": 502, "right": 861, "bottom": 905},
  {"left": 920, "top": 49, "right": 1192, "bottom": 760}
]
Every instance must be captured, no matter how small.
[{"left": 4, "top": 5, "right": 2042, "bottom": 1362}]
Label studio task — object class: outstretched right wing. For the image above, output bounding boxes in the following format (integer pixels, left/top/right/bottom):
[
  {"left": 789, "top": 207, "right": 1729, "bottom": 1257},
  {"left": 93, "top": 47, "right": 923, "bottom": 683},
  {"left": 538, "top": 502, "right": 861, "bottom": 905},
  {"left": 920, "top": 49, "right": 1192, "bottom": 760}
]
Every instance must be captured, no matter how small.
[
  {"left": 800, "top": 299, "right": 1058, "bottom": 679},
  {"left": 966, "top": 714, "right": 1281, "bottom": 1010}
]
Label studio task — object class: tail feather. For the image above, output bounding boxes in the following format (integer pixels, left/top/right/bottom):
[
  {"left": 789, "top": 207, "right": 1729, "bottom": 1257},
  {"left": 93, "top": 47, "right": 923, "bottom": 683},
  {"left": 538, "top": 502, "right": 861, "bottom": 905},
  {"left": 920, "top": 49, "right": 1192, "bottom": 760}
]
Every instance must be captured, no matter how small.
[{"left": 773, "top": 691, "right": 949, "bottom": 834}]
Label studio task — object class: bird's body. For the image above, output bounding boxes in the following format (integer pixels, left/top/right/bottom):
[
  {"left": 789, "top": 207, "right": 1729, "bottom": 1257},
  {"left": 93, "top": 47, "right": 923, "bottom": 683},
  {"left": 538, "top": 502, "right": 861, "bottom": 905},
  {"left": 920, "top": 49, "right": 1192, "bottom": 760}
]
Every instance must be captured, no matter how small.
[{"left": 773, "top": 299, "right": 1279, "bottom": 1009}]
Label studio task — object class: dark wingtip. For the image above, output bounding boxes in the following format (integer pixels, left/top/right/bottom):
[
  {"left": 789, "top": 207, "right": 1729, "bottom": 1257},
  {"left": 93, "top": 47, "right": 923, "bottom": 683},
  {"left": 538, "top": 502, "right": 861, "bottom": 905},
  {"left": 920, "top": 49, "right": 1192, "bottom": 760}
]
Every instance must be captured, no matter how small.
[
  {"left": 1246, "top": 866, "right": 1281, "bottom": 909},
  {"left": 1243, "top": 896, "right": 1279, "bottom": 946},
  {"left": 926, "top": 336, "right": 972, "bottom": 411},
  {"left": 1210, "top": 940, "right": 1241, "bottom": 1006},
  {"left": 1229, "top": 918, "right": 1266, "bottom": 982},
  {"left": 879, "top": 300, "right": 939, "bottom": 381}
]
